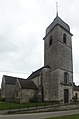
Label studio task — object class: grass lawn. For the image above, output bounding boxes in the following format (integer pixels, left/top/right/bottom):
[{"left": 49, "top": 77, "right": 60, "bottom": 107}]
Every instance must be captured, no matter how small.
[
  {"left": 46, "top": 114, "right": 79, "bottom": 119},
  {"left": 0, "top": 101, "right": 50, "bottom": 110}
]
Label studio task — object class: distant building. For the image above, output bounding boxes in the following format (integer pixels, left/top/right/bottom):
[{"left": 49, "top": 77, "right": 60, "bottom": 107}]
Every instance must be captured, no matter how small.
[{"left": 73, "top": 83, "right": 79, "bottom": 102}]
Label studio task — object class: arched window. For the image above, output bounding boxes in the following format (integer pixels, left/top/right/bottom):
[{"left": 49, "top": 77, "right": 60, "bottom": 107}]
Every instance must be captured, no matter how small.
[
  {"left": 64, "top": 72, "right": 69, "bottom": 84},
  {"left": 63, "top": 33, "right": 67, "bottom": 44},
  {"left": 49, "top": 35, "right": 53, "bottom": 46}
]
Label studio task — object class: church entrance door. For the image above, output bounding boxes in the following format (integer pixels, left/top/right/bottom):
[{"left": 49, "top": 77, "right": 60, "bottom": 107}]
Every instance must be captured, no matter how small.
[{"left": 64, "top": 89, "right": 69, "bottom": 103}]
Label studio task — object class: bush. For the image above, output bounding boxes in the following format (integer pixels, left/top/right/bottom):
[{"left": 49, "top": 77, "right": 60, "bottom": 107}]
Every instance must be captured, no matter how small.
[
  {"left": 30, "top": 95, "right": 38, "bottom": 103},
  {"left": 0, "top": 97, "right": 5, "bottom": 102}
]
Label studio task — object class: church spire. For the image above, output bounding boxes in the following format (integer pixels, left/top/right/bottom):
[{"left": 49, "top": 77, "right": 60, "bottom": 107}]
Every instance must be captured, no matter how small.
[{"left": 56, "top": 2, "right": 58, "bottom": 17}]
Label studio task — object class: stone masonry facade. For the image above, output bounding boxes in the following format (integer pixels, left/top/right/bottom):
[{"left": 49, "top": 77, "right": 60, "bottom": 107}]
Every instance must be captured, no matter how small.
[{"left": 43, "top": 16, "right": 73, "bottom": 103}]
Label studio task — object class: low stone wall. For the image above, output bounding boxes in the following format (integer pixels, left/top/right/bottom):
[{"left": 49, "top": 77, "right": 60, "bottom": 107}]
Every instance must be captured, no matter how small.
[
  {"left": 7, "top": 103, "right": 79, "bottom": 114},
  {"left": 54, "top": 103, "right": 79, "bottom": 111}
]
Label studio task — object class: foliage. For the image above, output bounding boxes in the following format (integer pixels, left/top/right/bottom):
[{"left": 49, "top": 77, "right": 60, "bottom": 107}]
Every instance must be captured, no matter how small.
[
  {"left": 0, "top": 97, "right": 5, "bottom": 102},
  {"left": 0, "top": 101, "right": 51, "bottom": 110},
  {"left": 29, "top": 94, "right": 38, "bottom": 103}
]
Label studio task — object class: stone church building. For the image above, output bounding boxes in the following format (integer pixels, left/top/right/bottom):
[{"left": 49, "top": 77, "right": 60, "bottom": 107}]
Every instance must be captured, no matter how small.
[
  {"left": 1, "top": 14, "right": 73, "bottom": 103},
  {"left": 28, "top": 14, "right": 73, "bottom": 103}
]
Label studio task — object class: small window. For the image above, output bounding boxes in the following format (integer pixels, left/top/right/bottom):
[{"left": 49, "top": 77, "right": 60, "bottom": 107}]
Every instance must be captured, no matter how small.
[
  {"left": 64, "top": 72, "right": 69, "bottom": 84},
  {"left": 49, "top": 35, "right": 53, "bottom": 46},
  {"left": 63, "top": 33, "right": 67, "bottom": 44},
  {"left": 75, "top": 93, "right": 78, "bottom": 99}
]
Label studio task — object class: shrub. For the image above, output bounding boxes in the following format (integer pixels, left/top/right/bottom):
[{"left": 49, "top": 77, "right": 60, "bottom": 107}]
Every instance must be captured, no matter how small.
[
  {"left": 0, "top": 97, "right": 5, "bottom": 102},
  {"left": 30, "top": 95, "right": 38, "bottom": 103}
]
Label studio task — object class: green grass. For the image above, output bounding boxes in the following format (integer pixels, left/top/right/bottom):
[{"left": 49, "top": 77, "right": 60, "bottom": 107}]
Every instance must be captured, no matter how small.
[
  {"left": 0, "top": 101, "right": 50, "bottom": 110},
  {"left": 46, "top": 114, "right": 79, "bottom": 119}
]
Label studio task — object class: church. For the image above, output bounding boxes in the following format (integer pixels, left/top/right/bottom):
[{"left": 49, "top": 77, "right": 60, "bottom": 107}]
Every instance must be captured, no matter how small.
[
  {"left": 1, "top": 13, "right": 73, "bottom": 103},
  {"left": 26, "top": 13, "right": 73, "bottom": 103}
]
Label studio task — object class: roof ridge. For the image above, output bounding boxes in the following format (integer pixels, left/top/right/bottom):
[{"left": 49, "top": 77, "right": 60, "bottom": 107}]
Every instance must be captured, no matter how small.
[{"left": 27, "top": 65, "right": 50, "bottom": 80}]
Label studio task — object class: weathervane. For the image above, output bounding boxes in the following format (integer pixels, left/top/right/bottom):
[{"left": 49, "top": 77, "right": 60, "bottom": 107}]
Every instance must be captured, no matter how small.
[{"left": 56, "top": 2, "right": 58, "bottom": 16}]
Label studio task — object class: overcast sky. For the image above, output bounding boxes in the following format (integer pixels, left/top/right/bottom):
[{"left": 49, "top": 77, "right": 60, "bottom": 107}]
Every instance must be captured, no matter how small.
[{"left": 0, "top": 0, "right": 79, "bottom": 86}]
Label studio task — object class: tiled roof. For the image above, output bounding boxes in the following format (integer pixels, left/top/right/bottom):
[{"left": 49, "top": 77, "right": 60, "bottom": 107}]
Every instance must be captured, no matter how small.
[
  {"left": 2, "top": 75, "right": 37, "bottom": 90},
  {"left": 3, "top": 75, "right": 17, "bottom": 85},
  {"left": 73, "top": 84, "right": 79, "bottom": 91},
  {"left": 46, "top": 16, "right": 72, "bottom": 36},
  {"left": 18, "top": 78, "right": 37, "bottom": 90},
  {"left": 27, "top": 69, "right": 41, "bottom": 80},
  {"left": 3, "top": 75, "right": 25, "bottom": 85},
  {"left": 27, "top": 65, "right": 50, "bottom": 80}
]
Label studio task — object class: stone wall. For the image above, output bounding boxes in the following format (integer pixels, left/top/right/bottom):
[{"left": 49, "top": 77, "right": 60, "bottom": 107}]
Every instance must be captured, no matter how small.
[
  {"left": 15, "top": 82, "right": 36, "bottom": 103},
  {"left": 5, "top": 84, "right": 15, "bottom": 101},
  {"left": 44, "top": 26, "right": 58, "bottom": 69},
  {"left": 42, "top": 67, "right": 50, "bottom": 101},
  {"left": 58, "top": 69, "right": 73, "bottom": 102},
  {"left": 44, "top": 24, "right": 73, "bottom": 103},
  {"left": 49, "top": 69, "right": 59, "bottom": 101},
  {"left": 20, "top": 89, "right": 36, "bottom": 103},
  {"left": 31, "top": 75, "right": 41, "bottom": 87},
  {"left": 73, "top": 91, "right": 79, "bottom": 101}
]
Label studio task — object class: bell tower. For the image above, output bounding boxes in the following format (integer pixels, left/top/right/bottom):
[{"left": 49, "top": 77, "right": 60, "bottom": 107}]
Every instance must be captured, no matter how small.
[{"left": 43, "top": 15, "right": 73, "bottom": 103}]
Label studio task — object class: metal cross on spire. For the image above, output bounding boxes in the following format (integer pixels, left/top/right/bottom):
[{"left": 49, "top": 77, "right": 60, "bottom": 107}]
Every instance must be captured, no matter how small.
[{"left": 56, "top": 2, "right": 58, "bottom": 17}]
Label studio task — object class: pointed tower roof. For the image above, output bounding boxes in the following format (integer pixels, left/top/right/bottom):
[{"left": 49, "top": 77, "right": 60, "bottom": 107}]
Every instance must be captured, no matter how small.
[{"left": 46, "top": 16, "right": 72, "bottom": 36}]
